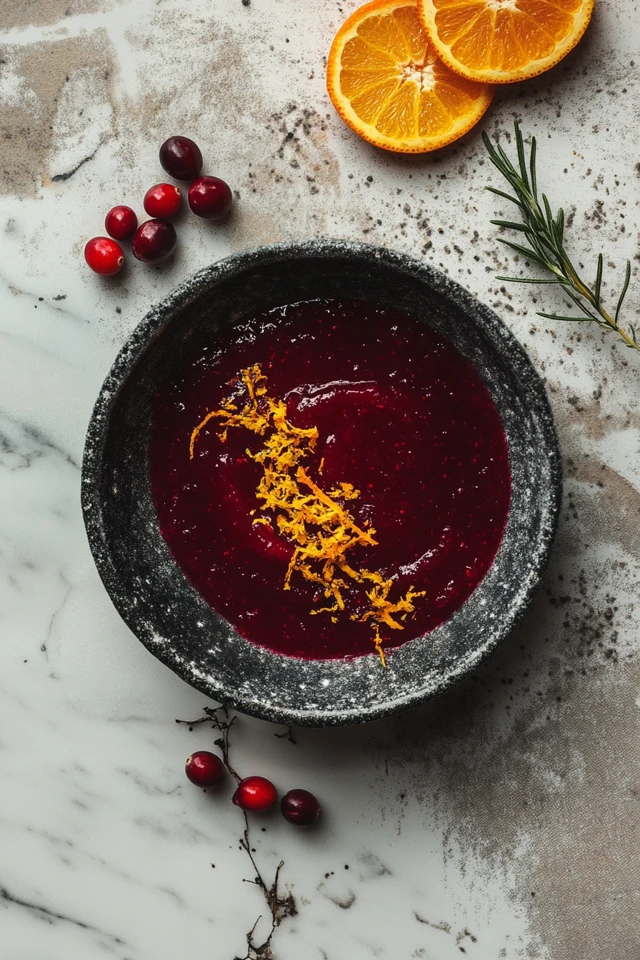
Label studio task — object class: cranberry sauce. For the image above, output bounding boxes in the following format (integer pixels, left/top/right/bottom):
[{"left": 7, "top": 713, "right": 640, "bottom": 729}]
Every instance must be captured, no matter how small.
[{"left": 148, "top": 299, "right": 511, "bottom": 660}]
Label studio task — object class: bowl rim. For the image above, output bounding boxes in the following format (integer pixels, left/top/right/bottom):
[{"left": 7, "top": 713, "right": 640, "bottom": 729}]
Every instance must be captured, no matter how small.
[{"left": 82, "top": 238, "right": 562, "bottom": 725}]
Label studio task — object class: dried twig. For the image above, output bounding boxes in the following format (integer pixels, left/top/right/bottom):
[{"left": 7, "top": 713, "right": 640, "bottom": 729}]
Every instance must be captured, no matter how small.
[
  {"left": 274, "top": 725, "right": 296, "bottom": 744},
  {"left": 177, "top": 705, "right": 242, "bottom": 781},
  {"left": 177, "top": 706, "right": 297, "bottom": 958}
]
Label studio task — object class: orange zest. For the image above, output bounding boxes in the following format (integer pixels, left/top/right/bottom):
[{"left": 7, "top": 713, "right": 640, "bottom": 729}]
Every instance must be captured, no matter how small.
[
  {"left": 417, "top": 0, "right": 595, "bottom": 84},
  {"left": 190, "top": 365, "right": 425, "bottom": 665},
  {"left": 326, "top": 0, "right": 494, "bottom": 153}
]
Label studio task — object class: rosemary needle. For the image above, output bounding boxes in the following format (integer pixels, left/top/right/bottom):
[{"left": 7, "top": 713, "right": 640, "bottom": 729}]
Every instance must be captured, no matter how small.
[{"left": 483, "top": 121, "right": 638, "bottom": 353}]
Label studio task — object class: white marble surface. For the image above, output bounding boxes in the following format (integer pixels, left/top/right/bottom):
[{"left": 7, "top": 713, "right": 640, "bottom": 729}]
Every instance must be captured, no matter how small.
[{"left": 1, "top": 1, "right": 640, "bottom": 957}]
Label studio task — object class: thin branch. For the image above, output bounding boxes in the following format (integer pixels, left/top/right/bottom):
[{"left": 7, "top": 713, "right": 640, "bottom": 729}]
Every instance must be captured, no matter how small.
[
  {"left": 177, "top": 706, "right": 298, "bottom": 959},
  {"left": 176, "top": 706, "right": 242, "bottom": 781},
  {"left": 274, "top": 725, "right": 297, "bottom": 744}
]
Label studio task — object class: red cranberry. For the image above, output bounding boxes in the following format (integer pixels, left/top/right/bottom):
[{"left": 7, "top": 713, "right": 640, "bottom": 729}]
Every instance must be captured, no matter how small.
[
  {"left": 104, "top": 205, "right": 138, "bottom": 240},
  {"left": 132, "top": 219, "right": 177, "bottom": 263},
  {"left": 159, "top": 136, "right": 203, "bottom": 180},
  {"left": 144, "top": 183, "right": 182, "bottom": 218},
  {"left": 280, "top": 789, "right": 321, "bottom": 826},
  {"left": 185, "top": 751, "right": 225, "bottom": 787},
  {"left": 84, "top": 236, "right": 125, "bottom": 276},
  {"left": 188, "top": 176, "right": 233, "bottom": 220},
  {"left": 232, "top": 776, "right": 277, "bottom": 813}
]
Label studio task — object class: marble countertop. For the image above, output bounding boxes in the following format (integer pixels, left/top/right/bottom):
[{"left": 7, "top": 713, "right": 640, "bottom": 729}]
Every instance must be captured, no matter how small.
[{"left": 1, "top": 1, "right": 639, "bottom": 958}]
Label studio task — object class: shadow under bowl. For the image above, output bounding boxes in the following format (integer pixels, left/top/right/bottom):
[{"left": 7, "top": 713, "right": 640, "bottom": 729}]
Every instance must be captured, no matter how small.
[{"left": 81, "top": 239, "right": 562, "bottom": 727}]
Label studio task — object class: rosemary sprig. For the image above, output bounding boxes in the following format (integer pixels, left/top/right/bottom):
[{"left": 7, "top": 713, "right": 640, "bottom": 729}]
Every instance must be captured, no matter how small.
[{"left": 483, "top": 121, "right": 638, "bottom": 352}]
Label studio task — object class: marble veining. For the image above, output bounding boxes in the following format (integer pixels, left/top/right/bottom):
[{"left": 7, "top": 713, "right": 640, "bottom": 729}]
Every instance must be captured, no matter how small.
[{"left": 1, "top": 1, "right": 639, "bottom": 958}]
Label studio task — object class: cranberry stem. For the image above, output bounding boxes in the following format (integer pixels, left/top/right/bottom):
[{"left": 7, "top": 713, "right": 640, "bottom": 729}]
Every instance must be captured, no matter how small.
[
  {"left": 239, "top": 822, "right": 288, "bottom": 960},
  {"left": 241, "top": 814, "right": 271, "bottom": 892},
  {"left": 212, "top": 710, "right": 242, "bottom": 783},
  {"left": 176, "top": 705, "right": 297, "bottom": 958},
  {"left": 177, "top": 706, "right": 241, "bottom": 781},
  {"left": 274, "top": 725, "right": 297, "bottom": 744}
]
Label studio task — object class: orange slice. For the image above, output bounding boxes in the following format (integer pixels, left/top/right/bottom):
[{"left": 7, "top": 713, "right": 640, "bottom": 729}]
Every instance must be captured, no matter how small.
[
  {"left": 417, "top": 0, "right": 595, "bottom": 84},
  {"left": 326, "top": 0, "right": 494, "bottom": 153}
]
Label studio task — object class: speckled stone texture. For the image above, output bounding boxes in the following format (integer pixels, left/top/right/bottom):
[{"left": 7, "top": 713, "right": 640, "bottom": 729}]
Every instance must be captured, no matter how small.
[
  {"left": 82, "top": 240, "right": 561, "bottom": 725},
  {"left": 2, "top": 1, "right": 640, "bottom": 958}
]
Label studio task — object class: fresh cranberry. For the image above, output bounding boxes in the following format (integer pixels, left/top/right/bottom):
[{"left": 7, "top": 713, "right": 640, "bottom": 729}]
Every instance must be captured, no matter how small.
[
  {"left": 232, "top": 776, "right": 277, "bottom": 813},
  {"left": 280, "top": 789, "right": 321, "bottom": 826},
  {"left": 104, "top": 205, "right": 138, "bottom": 240},
  {"left": 84, "top": 236, "right": 125, "bottom": 276},
  {"left": 132, "top": 219, "right": 177, "bottom": 263},
  {"left": 144, "top": 183, "right": 182, "bottom": 218},
  {"left": 159, "top": 136, "right": 203, "bottom": 180},
  {"left": 185, "top": 751, "right": 225, "bottom": 787},
  {"left": 188, "top": 176, "right": 233, "bottom": 220}
]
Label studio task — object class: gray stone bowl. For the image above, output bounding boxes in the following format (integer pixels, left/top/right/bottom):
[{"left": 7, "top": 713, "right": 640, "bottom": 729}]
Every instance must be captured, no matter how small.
[{"left": 81, "top": 239, "right": 561, "bottom": 727}]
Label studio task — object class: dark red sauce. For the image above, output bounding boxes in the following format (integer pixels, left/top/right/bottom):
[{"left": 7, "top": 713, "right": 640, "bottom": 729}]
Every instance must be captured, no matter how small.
[{"left": 149, "top": 299, "right": 511, "bottom": 660}]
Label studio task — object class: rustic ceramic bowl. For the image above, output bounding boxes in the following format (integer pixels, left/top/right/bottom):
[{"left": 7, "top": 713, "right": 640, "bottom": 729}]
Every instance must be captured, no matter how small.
[{"left": 82, "top": 240, "right": 561, "bottom": 727}]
